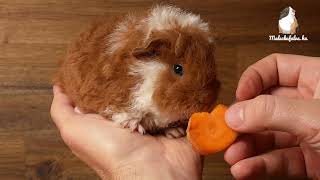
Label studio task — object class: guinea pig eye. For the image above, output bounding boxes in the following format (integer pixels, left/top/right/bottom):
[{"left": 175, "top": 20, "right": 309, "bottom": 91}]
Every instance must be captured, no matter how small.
[{"left": 173, "top": 64, "right": 183, "bottom": 76}]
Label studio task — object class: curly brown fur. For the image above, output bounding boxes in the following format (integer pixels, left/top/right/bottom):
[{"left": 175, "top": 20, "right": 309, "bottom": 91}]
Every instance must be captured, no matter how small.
[{"left": 54, "top": 6, "right": 220, "bottom": 136}]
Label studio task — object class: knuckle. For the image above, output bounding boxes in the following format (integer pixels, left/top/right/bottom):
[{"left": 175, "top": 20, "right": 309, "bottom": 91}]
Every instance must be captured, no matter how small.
[
  {"left": 256, "top": 95, "right": 276, "bottom": 114},
  {"left": 269, "top": 52, "right": 282, "bottom": 59},
  {"left": 247, "top": 95, "right": 277, "bottom": 121}
]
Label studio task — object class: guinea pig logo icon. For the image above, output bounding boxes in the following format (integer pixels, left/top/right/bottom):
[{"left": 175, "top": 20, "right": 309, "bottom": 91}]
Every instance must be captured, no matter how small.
[
  {"left": 278, "top": 6, "right": 299, "bottom": 34},
  {"left": 269, "top": 6, "right": 308, "bottom": 42}
]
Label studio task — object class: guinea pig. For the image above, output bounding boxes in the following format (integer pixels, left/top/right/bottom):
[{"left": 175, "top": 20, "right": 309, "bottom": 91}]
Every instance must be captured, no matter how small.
[
  {"left": 54, "top": 5, "right": 220, "bottom": 138},
  {"left": 279, "top": 6, "right": 299, "bottom": 34}
]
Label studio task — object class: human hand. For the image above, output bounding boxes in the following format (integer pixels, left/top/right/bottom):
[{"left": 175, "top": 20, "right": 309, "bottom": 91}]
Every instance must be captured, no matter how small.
[
  {"left": 50, "top": 86, "right": 202, "bottom": 180},
  {"left": 224, "top": 54, "right": 320, "bottom": 179}
]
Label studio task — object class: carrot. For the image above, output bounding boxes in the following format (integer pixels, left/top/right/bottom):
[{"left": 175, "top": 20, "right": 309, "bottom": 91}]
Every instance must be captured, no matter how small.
[{"left": 187, "top": 104, "right": 238, "bottom": 155}]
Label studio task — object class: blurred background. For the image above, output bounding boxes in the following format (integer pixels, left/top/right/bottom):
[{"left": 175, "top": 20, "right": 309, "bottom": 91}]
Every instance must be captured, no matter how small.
[{"left": 0, "top": 0, "right": 319, "bottom": 179}]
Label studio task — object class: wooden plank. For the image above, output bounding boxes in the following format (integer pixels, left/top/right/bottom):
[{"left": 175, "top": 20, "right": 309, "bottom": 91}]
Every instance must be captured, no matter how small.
[
  {"left": 0, "top": 131, "right": 25, "bottom": 180},
  {"left": 1, "top": 0, "right": 319, "bottom": 44},
  {"left": 0, "top": 44, "right": 64, "bottom": 87},
  {"left": 236, "top": 42, "right": 320, "bottom": 78},
  {"left": 175, "top": 0, "right": 320, "bottom": 42},
  {"left": 0, "top": 43, "right": 65, "bottom": 60},
  {"left": 24, "top": 130, "right": 99, "bottom": 179},
  {"left": 215, "top": 43, "right": 238, "bottom": 105},
  {"left": 203, "top": 153, "right": 232, "bottom": 180},
  {"left": 0, "top": 20, "right": 7, "bottom": 44},
  {"left": 1, "top": 19, "right": 90, "bottom": 45},
  {"left": 0, "top": 90, "right": 54, "bottom": 131},
  {"left": 1, "top": 1, "right": 320, "bottom": 43},
  {"left": 0, "top": 0, "right": 155, "bottom": 19}
]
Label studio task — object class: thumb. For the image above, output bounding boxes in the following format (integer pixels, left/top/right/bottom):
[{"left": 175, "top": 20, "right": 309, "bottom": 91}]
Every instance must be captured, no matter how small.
[
  {"left": 225, "top": 95, "right": 320, "bottom": 139},
  {"left": 51, "top": 85, "right": 78, "bottom": 129}
]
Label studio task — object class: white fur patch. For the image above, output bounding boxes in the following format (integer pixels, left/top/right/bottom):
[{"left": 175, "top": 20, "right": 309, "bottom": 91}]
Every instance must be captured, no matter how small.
[
  {"left": 128, "top": 60, "right": 166, "bottom": 124},
  {"left": 106, "top": 15, "right": 137, "bottom": 54},
  {"left": 104, "top": 61, "right": 166, "bottom": 128},
  {"left": 106, "top": 6, "right": 212, "bottom": 54},
  {"left": 146, "top": 6, "right": 210, "bottom": 36},
  {"left": 103, "top": 61, "right": 166, "bottom": 127},
  {"left": 111, "top": 112, "right": 131, "bottom": 124}
]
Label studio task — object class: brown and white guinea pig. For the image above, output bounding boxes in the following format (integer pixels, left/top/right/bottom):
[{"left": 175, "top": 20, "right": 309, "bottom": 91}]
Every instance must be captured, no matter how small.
[{"left": 54, "top": 5, "right": 220, "bottom": 138}]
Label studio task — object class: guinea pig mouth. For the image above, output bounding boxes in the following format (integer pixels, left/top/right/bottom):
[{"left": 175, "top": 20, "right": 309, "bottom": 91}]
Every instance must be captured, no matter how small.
[
  {"left": 167, "top": 119, "right": 189, "bottom": 129},
  {"left": 147, "top": 119, "right": 189, "bottom": 135}
]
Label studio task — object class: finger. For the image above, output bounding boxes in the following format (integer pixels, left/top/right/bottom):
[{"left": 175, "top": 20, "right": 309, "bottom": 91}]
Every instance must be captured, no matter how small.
[
  {"left": 224, "top": 135, "right": 255, "bottom": 165},
  {"left": 231, "top": 147, "right": 306, "bottom": 179},
  {"left": 237, "top": 53, "right": 320, "bottom": 101},
  {"left": 224, "top": 131, "right": 298, "bottom": 165},
  {"left": 267, "top": 87, "right": 303, "bottom": 99},
  {"left": 50, "top": 85, "right": 78, "bottom": 129},
  {"left": 314, "top": 81, "right": 320, "bottom": 99},
  {"left": 226, "top": 95, "right": 320, "bottom": 139},
  {"left": 300, "top": 142, "right": 320, "bottom": 178}
]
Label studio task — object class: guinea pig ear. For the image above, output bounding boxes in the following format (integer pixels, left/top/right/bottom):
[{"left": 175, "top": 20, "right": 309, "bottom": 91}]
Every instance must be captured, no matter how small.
[
  {"left": 132, "top": 38, "right": 171, "bottom": 59},
  {"left": 175, "top": 33, "right": 188, "bottom": 58}
]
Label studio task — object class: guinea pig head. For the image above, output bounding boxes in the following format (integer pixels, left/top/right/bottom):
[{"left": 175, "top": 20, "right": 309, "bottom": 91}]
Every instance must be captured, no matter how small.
[{"left": 131, "top": 30, "right": 219, "bottom": 127}]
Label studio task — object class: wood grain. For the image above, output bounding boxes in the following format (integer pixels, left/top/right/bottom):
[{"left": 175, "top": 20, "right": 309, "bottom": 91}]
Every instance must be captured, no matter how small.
[
  {"left": 0, "top": 131, "right": 25, "bottom": 180},
  {"left": 0, "top": 0, "right": 319, "bottom": 179}
]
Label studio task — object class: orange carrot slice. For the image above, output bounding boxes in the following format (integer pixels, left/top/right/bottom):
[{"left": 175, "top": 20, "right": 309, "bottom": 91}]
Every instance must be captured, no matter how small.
[{"left": 187, "top": 104, "right": 238, "bottom": 155}]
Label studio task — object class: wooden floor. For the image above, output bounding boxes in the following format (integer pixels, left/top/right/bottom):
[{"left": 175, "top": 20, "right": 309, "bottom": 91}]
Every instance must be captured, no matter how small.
[{"left": 0, "top": 0, "right": 319, "bottom": 179}]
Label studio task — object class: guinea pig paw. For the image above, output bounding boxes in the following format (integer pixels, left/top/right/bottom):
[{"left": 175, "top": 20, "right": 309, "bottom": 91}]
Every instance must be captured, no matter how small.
[
  {"left": 120, "top": 119, "right": 145, "bottom": 134},
  {"left": 120, "top": 120, "right": 130, "bottom": 128},
  {"left": 129, "top": 120, "right": 146, "bottom": 134},
  {"left": 137, "top": 124, "right": 146, "bottom": 135},
  {"left": 119, "top": 119, "right": 146, "bottom": 134},
  {"left": 165, "top": 127, "right": 186, "bottom": 138},
  {"left": 128, "top": 119, "right": 139, "bottom": 132}
]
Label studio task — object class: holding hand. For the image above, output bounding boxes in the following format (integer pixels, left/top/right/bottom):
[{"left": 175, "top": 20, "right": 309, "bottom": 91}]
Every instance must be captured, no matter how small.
[
  {"left": 225, "top": 54, "right": 320, "bottom": 179},
  {"left": 50, "top": 86, "right": 202, "bottom": 180}
]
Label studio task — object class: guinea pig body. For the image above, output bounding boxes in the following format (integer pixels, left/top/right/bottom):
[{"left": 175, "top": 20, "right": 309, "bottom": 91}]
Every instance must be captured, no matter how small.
[{"left": 54, "top": 6, "right": 219, "bottom": 137}]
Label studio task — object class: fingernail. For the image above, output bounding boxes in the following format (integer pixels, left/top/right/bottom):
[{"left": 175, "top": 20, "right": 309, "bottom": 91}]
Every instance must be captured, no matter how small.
[{"left": 225, "top": 104, "right": 244, "bottom": 128}]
